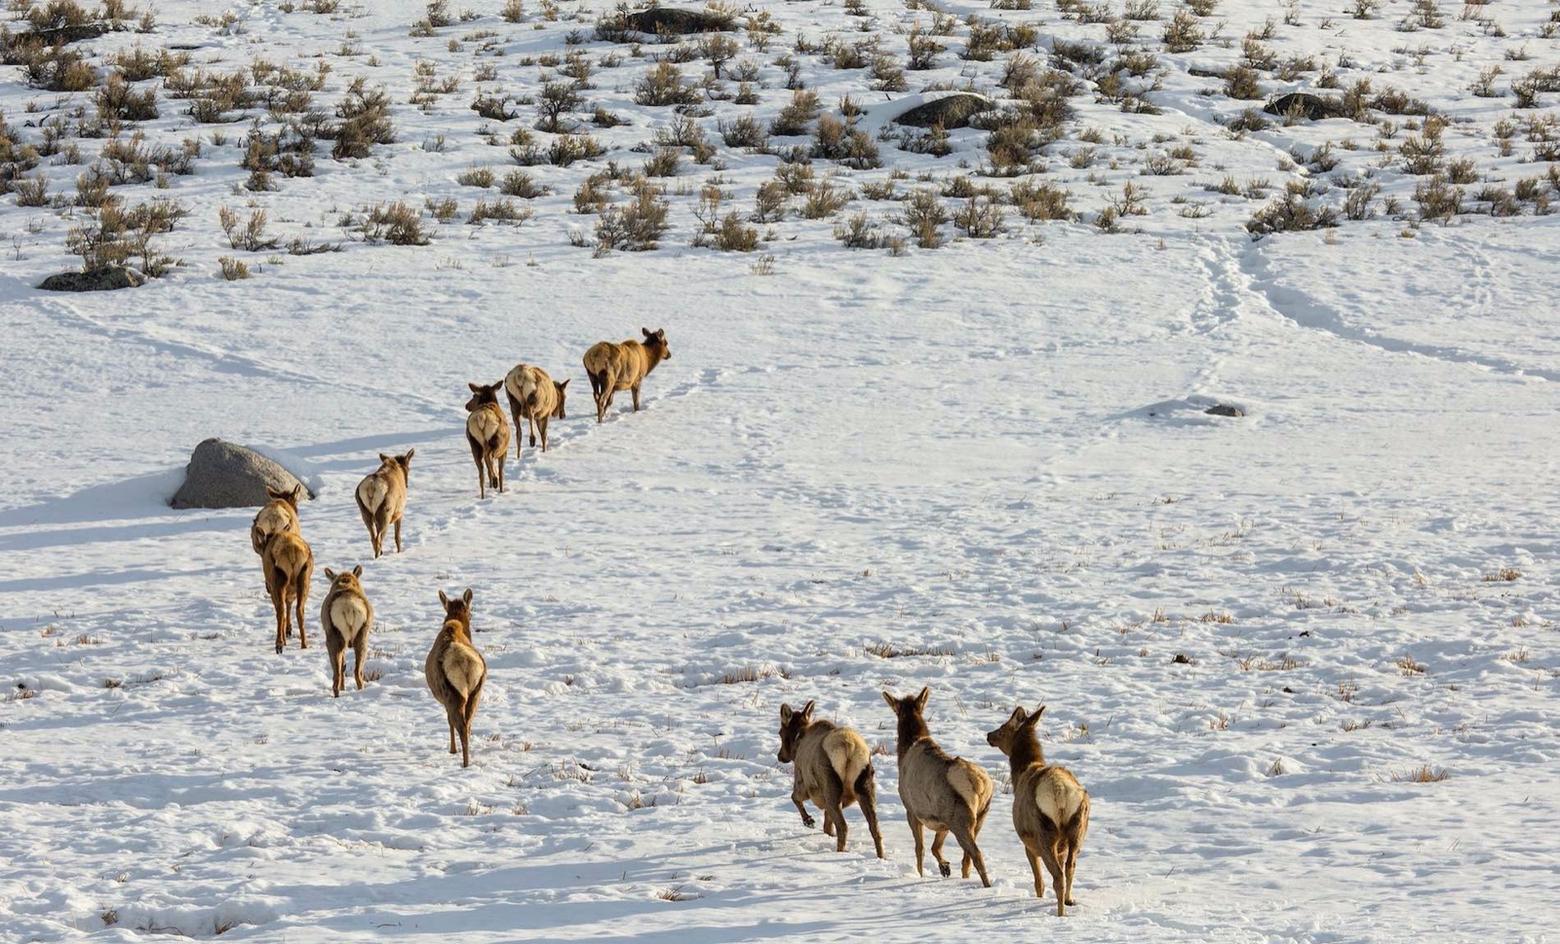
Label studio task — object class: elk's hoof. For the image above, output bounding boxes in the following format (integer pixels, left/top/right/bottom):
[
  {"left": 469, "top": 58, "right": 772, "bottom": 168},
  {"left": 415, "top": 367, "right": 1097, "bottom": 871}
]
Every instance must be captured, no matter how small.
[
  {"left": 939, "top": 862, "right": 952, "bottom": 878},
  {"left": 801, "top": 814, "right": 815, "bottom": 829}
]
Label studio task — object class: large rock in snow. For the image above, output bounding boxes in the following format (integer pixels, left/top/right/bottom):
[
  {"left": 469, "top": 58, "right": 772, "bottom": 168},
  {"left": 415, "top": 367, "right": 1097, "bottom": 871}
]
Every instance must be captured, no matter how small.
[
  {"left": 892, "top": 93, "right": 996, "bottom": 129},
  {"left": 170, "top": 439, "right": 312, "bottom": 509},
  {"left": 623, "top": 8, "right": 731, "bottom": 35},
  {"left": 39, "top": 266, "right": 143, "bottom": 292},
  {"left": 1263, "top": 92, "right": 1339, "bottom": 121}
]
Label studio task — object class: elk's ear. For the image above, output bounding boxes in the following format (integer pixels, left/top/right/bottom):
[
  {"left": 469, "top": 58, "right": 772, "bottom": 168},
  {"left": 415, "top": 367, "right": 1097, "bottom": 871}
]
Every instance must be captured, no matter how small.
[
  {"left": 881, "top": 691, "right": 897, "bottom": 709},
  {"left": 352, "top": 564, "right": 363, "bottom": 578},
  {"left": 438, "top": 590, "right": 450, "bottom": 608},
  {"left": 379, "top": 453, "right": 391, "bottom": 464},
  {"left": 656, "top": 328, "right": 666, "bottom": 339},
  {"left": 266, "top": 486, "right": 283, "bottom": 500},
  {"left": 289, "top": 484, "right": 303, "bottom": 503},
  {"left": 642, "top": 326, "right": 653, "bottom": 337},
  {"left": 558, "top": 378, "right": 570, "bottom": 390},
  {"left": 468, "top": 382, "right": 481, "bottom": 393},
  {"left": 779, "top": 703, "right": 793, "bottom": 723},
  {"left": 324, "top": 567, "right": 337, "bottom": 581},
  {"left": 402, "top": 448, "right": 415, "bottom": 465},
  {"left": 801, "top": 700, "right": 815, "bottom": 721},
  {"left": 1027, "top": 705, "right": 1047, "bottom": 724},
  {"left": 462, "top": 587, "right": 473, "bottom": 605},
  {"left": 915, "top": 686, "right": 930, "bottom": 711},
  {"left": 1008, "top": 705, "right": 1027, "bottom": 726}
]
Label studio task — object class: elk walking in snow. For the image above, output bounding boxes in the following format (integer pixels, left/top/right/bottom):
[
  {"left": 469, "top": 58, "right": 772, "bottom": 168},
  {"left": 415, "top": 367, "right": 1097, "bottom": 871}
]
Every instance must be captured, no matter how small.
[
  {"left": 464, "top": 382, "right": 510, "bottom": 498},
  {"left": 320, "top": 565, "right": 374, "bottom": 697},
  {"left": 776, "top": 700, "right": 885, "bottom": 858},
  {"left": 882, "top": 687, "right": 994, "bottom": 886},
  {"left": 582, "top": 327, "right": 670, "bottom": 423},
  {"left": 355, "top": 450, "right": 413, "bottom": 558},
  {"left": 426, "top": 588, "right": 487, "bottom": 768},
  {"left": 986, "top": 705, "right": 1090, "bottom": 916},
  {"left": 504, "top": 364, "right": 568, "bottom": 460}
]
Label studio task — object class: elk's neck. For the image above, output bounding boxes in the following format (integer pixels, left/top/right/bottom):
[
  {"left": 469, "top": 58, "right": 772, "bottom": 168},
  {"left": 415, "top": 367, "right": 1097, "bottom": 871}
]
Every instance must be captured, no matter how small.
[{"left": 1008, "top": 730, "right": 1044, "bottom": 775}]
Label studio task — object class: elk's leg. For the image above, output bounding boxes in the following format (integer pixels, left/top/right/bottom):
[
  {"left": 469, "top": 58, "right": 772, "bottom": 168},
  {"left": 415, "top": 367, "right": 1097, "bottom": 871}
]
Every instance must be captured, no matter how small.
[
  {"left": 444, "top": 703, "right": 459, "bottom": 754},
  {"left": 856, "top": 771, "right": 885, "bottom": 859},
  {"left": 469, "top": 438, "right": 486, "bottom": 499},
  {"left": 631, "top": 382, "right": 641, "bottom": 412},
  {"left": 1064, "top": 841, "right": 1079, "bottom": 907},
  {"left": 294, "top": 577, "right": 309, "bottom": 650},
  {"left": 908, "top": 815, "right": 925, "bottom": 877},
  {"left": 393, "top": 516, "right": 403, "bottom": 554},
  {"left": 353, "top": 629, "right": 368, "bottom": 690},
  {"left": 950, "top": 823, "right": 991, "bottom": 888},
  {"left": 790, "top": 777, "right": 815, "bottom": 828},
  {"left": 270, "top": 576, "right": 287, "bottom": 655},
  {"left": 1025, "top": 845, "right": 1045, "bottom": 899},
  {"left": 1039, "top": 840, "right": 1066, "bottom": 914},
  {"left": 930, "top": 828, "right": 952, "bottom": 878},
  {"left": 822, "top": 779, "right": 847, "bottom": 852}
]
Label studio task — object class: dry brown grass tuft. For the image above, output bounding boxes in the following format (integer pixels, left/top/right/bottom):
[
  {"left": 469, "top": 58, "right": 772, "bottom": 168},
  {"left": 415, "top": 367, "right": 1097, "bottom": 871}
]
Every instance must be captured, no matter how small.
[{"left": 1390, "top": 765, "right": 1449, "bottom": 783}]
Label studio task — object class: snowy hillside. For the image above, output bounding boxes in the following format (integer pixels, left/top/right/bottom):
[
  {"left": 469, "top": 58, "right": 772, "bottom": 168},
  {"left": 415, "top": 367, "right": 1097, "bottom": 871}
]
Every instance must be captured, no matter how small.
[{"left": 1, "top": 0, "right": 1557, "bottom": 940}]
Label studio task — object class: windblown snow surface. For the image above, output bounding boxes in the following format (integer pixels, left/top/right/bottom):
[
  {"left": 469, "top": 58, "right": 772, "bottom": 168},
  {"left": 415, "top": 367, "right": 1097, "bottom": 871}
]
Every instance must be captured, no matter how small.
[{"left": 1, "top": 0, "right": 1557, "bottom": 941}]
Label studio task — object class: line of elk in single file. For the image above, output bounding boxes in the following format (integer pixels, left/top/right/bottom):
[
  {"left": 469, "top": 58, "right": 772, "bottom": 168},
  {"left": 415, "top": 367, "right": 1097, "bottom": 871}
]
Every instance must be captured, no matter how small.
[
  {"left": 243, "top": 329, "right": 669, "bottom": 765},
  {"left": 777, "top": 688, "right": 1090, "bottom": 917},
  {"left": 241, "top": 326, "right": 1090, "bottom": 914}
]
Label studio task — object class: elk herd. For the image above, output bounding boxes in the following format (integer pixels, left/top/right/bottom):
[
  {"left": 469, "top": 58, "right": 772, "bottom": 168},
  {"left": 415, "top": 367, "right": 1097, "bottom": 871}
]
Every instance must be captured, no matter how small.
[{"left": 244, "top": 324, "right": 1091, "bottom": 917}]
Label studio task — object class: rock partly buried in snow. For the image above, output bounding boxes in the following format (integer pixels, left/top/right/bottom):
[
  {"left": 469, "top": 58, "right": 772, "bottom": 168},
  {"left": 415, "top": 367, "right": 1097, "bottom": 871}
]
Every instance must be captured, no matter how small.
[
  {"left": 892, "top": 92, "right": 996, "bottom": 129},
  {"left": 1204, "top": 404, "right": 1246, "bottom": 417},
  {"left": 623, "top": 8, "right": 730, "bottom": 35},
  {"left": 1264, "top": 92, "right": 1338, "bottom": 121},
  {"left": 38, "top": 266, "right": 144, "bottom": 292},
  {"left": 170, "top": 439, "right": 312, "bottom": 509}
]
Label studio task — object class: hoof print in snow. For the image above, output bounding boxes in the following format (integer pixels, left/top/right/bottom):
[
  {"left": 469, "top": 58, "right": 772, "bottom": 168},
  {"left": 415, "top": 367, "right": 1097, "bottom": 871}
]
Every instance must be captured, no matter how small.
[
  {"left": 1203, "top": 404, "right": 1246, "bottom": 417},
  {"left": 38, "top": 266, "right": 144, "bottom": 292},
  {"left": 171, "top": 439, "right": 313, "bottom": 509},
  {"left": 893, "top": 93, "right": 996, "bottom": 129}
]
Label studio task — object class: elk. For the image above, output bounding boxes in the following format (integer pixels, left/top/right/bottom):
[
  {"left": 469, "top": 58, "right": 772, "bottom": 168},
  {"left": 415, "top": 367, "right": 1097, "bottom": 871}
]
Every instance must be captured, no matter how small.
[
  {"left": 320, "top": 565, "right": 373, "bottom": 698},
  {"left": 882, "top": 687, "right": 994, "bottom": 886},
  {"left": 464, "top": 382, "right": 510, "bottom": 498},
  {"left": 355, "top": 450, "right": 413, "bottom": 558},
  {"left": 582, "top": 327, "right": 670, "bottom": 423},
  {"left": 262, "top": 530, "right": 313, "bottom": 655},
  {"left": 986, "top": 705, "right": 1090, "bottom": 916},
  {"left": 250, "top": 485, "right": 302, "bottom": 591},
  {"left": 776, "top": 700, "right": 885, "bottom": 858},
  {"left": 503, "top": 364, "right": 569, "bottom": 459},
  {"left": 426, "top": 588, "right": 486, "bottom": 768}
]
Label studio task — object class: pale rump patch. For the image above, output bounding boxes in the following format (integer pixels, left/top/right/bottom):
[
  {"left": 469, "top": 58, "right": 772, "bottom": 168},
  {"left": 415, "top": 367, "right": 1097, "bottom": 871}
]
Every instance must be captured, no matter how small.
[
  {"left": 583, "top": 342, "right": 616, "bottom": 377},
  {"left": 356, "top": 475, "right": 389, "bottom": 513},
  {"left": 947, "top": 760, "right": 993, "bottom": 811},
  {"left": 253, "top": 503, "right": 296, "bottom": 545},
  {"left": 442, "top": 644, "right": 484, "bottom": 696},
  {"left": 822, "top": 729, "right": 869, "bottom": 787},
  {"left": 1035, "top": 768, "right": 1084, "bottom": 828},
  {"left": 467, "top": 407, "right": 501, "bottom": 442},
  {"left": 329, "top": 594, "right": 371, "bottom": 637},
  {"left": 268, "top": 533, "right": 310, "bottom": 577}
]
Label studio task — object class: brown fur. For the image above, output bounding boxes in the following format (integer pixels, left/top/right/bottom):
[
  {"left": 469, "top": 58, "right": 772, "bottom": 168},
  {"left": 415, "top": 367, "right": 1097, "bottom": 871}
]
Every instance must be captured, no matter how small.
[
  {"left": 355, "top": 450, "right": 413, "bottom": 558},
  {"left": 504, "top": 364, "right": 569, "bottom": 460},
  {"left": 987, "top": 705, "right": 1090, "bottom": 916},
  {"left": 882, "top": 687, "right": 995, "bottom": 887},
  {"left": 426, "top": 588, "right": 486, "bottom": 768},
  {"left": 262, "top": 530, "right": 313, "bottom": 656},
  {"left": 582, "top": 327, "right": 670, "bottom": 423},
  {"left": 464, "top": 382, "right": 510, "bottom": 499},
  {"left": 776, "top": 700, "right": 885, "bottom": 858},
  {"left": 250, "top": 485, "right": 302, "bottom": 593},
  {"left": 320, "top": 565, "right": 374, "bottom": 698}
]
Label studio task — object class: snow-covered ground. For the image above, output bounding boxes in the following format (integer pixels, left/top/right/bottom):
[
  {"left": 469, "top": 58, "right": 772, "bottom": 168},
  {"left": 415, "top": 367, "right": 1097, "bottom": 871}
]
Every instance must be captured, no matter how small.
[{"left": 2, "top": 0, "right": 1557, "bottom": 941}]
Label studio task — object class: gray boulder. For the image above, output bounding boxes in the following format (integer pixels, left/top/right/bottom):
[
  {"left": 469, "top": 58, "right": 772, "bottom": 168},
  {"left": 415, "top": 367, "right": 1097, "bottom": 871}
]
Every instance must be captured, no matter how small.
[
  {"left": 39, "top": 266, "right": 144, "bottom": 292},
  {"left": 1264, "top": 92, "right": 1338, "bottom": 121},
  {"left": 1204, "top": 404, "right": 1246, "bottom": 417},
  {"left": 170, "top": 439, "right": 312, "bottom": 509},
  {"left": 623, "top": 8, "right": 730, "bottom": 35},
  {"left": 894, "top": 93, "right": 996, "bottom": 129}
]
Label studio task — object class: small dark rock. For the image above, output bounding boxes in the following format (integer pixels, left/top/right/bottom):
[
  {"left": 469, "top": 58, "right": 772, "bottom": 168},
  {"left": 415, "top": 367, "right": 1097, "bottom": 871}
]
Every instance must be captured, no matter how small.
[
  {"left": 39, "top": 266, "right": 144, "bottom": 292},
  {"left": 1171, "top": 652, "right": 1194, "bottom": 665},
  {"left": 1264, "top": 92, "right": 1340, "bottom": 121},
  {"left": 170, "top": 439, "right": 312, "bottom": 509},
  {"left": 1204, "top": 404, "right": 1245, "bottom": 417},
  {"left": 623, "top": 8, "right": 730, "bottom": 35},
  {"left": 894, "top": 93, "right": 996, "bottom": 129}
]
